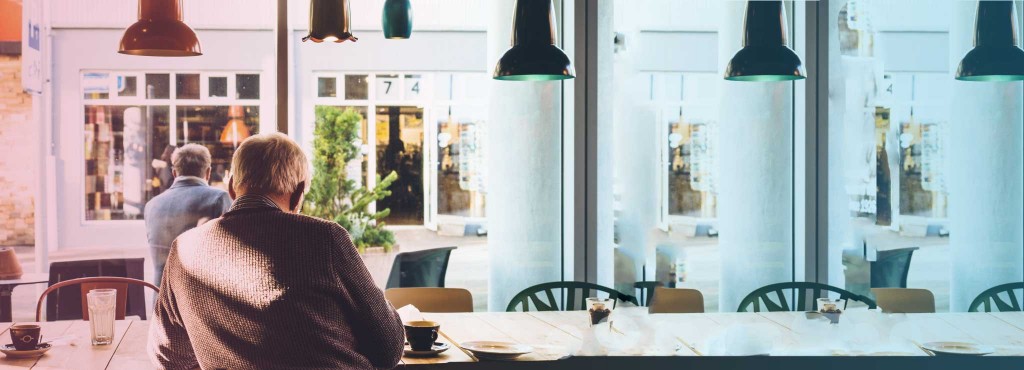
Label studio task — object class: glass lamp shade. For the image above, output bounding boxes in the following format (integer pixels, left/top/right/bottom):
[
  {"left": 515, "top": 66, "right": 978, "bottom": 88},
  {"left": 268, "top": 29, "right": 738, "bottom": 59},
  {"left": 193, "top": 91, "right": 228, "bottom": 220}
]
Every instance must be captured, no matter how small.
[
  {"left": 956, "top": 1, "right": 1024, "bottom": 81},
  {"left": 383, "top": 0, "right": 413, "bottom": 39},
  {"left": 724, "top": 1, "right": 805, "bottom": 81},
  {"left": 220, "top": 118, "right": 251, "bottom": 145},
  {"left": 493, "top": 0, "right": 575, "bottom": 81},
  {"left": 303, "top": 0, "right": 358, "bottom": 43},
  {"left": 118, "top": 0, "right": 201, "bottom": 57}
]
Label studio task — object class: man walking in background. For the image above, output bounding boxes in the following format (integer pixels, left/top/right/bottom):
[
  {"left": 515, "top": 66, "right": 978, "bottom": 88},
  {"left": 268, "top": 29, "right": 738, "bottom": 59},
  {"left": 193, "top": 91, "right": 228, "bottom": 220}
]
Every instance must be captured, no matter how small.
[{"left": 144, "top": 144, "right": 232, "bottom": 286}]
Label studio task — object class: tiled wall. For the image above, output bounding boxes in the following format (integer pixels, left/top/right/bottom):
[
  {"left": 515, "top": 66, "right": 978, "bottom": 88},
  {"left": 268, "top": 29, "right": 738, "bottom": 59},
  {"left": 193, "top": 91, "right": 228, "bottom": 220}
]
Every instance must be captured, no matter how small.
[{"left": 0, "top": 55, "right": 35, "bottom": 246}]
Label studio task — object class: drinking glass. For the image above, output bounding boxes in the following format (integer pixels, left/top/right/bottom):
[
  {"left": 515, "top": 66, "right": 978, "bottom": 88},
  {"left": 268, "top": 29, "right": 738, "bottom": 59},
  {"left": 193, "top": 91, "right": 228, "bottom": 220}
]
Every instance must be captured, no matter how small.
[
  {"left": 586, "top": 297, "right": 614, "bottom": 326},
  {"left": 87, "top": 289, "right": 117, "bottom": 345}
]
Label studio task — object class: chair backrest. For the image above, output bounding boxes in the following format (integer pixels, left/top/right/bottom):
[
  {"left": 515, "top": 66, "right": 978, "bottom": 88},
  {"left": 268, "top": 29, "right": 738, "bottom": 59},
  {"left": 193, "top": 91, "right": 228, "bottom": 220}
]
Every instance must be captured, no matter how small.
[
  {"left": 385, "top": 288, "right": 473, "bottom": 313},
  {"left": 386, "top": 247, "right": 457, "bottom": 289},
  {"left": 506, "top": 281, "right": 639, "bottom": 312},
  {"left": 36, "top": 277, "right": 158, "bottom": 322},
  {"left": 633, "top": 281, "right": 663, "bottom": 307},
  {"left": 871, "top": 247, "right": 918, "bottom": 288},
  {"left": 46, "top": 258, "right": 148, "bottom": 321},
  {"left": 649, "top": 287, "right": 704, "bottom": 314},
  {"left": 737, "top": 282, "right": 877, "bottom": 312},
  {"left": 968, "top": 282, "right": 1024, "bottom": 312},
  {"left": 871, "top": 288, "right": 935, "bottom": 313}
]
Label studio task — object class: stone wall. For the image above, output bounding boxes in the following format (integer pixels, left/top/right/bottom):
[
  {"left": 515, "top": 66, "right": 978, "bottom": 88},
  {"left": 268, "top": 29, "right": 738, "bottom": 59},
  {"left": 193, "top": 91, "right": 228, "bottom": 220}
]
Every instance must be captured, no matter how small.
[{"left": 0, "top": 54, "right": 35, "bottom": 246}]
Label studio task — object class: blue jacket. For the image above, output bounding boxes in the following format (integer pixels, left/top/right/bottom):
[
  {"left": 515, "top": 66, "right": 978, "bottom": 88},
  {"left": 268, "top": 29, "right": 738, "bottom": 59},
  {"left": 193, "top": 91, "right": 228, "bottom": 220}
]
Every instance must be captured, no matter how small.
[{"left": 144, "top": 177, "right": 232, "bottom": 252}]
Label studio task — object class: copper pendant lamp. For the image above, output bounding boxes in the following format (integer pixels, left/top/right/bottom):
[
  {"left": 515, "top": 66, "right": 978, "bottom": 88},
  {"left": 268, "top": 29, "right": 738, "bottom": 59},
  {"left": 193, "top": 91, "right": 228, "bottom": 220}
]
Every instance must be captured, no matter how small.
[
  {"left": 119, "top": 0, "right": 202, "bottom": 57},
  {"left": 220, "top": 106, "right": 251, "bottom": 146},
  {"left": 956, "top": 1, "right": 1024, "bottom": 81},
  {"left": 493, "top": 0, "right": 575, "bottom": 81},
  {"left": 724, "top": 1, "right": 805, "bottom": 81},
  {"left": 303, "top": 0, "right": 359, "bottom": 43}
]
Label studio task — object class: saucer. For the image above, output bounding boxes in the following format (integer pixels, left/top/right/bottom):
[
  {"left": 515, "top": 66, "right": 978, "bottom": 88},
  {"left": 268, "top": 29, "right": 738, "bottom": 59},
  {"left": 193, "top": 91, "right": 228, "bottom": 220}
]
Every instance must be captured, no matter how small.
[
  {"left": 404, "top": 342, "right": 450, "bottom": 357},
  {"left": 0, "top": 343, "right": 52, "bottom": 359},
  {"left": 921, "top": 342, "right": 995, "bottom": 356}
]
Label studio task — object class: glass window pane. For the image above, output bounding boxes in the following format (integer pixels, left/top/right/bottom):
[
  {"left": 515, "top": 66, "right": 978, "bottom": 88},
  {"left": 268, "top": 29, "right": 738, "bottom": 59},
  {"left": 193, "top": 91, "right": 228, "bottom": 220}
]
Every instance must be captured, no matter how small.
[
  {"left": 176, "top": 73, "right": 200, "bottom": 99},
  {"left": 605, "top": 0, "right": 804, "bottom": 313},
  {"left": 177, "top": 105, "right": 260, "bottom": 190},
  {"left": 83, "top": 72, "right": 110, "bottom": 99},
  {"left": 827, "top": 0, "right": 1024, "bottom": 312},
  {"left": 117, "top": 76, "right": 137, "bottom": 97},
  {"left": 344, "top": 75, "right": 369, "bottom": 100},
  {"left": 84, "top": 105, "right": 170, "bottom": 220},
  {"left": 318, "top": 77, "right": 337, "bottom": 97},
  {"left": 236, "top": 74, "right": 260, "bottom": 100},
  {"left": 209, "top": 76, "right": 228, "bottom": 98},
  {"left": 145, "top": 73, "right": 170, "bottom": 99}
]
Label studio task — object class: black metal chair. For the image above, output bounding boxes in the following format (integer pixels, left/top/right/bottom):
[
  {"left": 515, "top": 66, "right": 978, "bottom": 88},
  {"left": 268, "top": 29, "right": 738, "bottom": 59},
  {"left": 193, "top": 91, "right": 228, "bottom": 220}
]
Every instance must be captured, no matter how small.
[
  {"left": 737, "top": 282, "right": 877, "bottom": 312},
  {"left": 506, "top": 281, "right": 639, "bottom": 312},
  {"left": 871, "top": 247, "right": 918, "bottom": 288},
  {"left": 385, "top": 247, "right": 457, "bottom": 289},
  {"left": 45, "top": 258, "right": 148, "bottom": 321},
  {"left": 633, "top": 281, "right": 663, "bottom": 307},
  {"left": 968, "top": 282, "right": 1023, "bottom": 312}
]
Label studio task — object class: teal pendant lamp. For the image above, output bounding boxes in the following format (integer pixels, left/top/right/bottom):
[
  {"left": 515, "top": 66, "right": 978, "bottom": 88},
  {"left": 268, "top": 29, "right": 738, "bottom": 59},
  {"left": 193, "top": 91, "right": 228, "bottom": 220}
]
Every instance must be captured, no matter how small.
[
  {"left": 493, "top": 0, "right": 575, "bottom": 81},
  {"left": 724, "top": 1, "right": 805, "bottom": 81},
  {"left": 383, "top": 0, "right": 413, "bottom": 39},
  {"left": 303, "top": 0, "right": 358, "bottom": 43},
  {"left": 956, "top": 1, "right": 1024, "bottom": 81}
]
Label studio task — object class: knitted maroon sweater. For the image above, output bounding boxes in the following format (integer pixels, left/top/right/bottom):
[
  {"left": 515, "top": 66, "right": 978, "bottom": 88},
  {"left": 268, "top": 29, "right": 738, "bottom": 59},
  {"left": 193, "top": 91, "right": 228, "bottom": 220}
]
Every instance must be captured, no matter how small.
[{"left": 148, "top": 195, "right": 404, "bottom": 369}]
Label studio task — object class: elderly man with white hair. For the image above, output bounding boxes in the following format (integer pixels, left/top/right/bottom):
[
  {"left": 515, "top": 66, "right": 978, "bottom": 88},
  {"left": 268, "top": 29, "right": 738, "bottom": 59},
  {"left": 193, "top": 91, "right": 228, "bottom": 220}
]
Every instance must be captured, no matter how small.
[
  {"left": 148, "top": 133, "right": 404, "bottom": 370},
  {"left": 144, "top": 143, "right": 232, "bottom": 286}
]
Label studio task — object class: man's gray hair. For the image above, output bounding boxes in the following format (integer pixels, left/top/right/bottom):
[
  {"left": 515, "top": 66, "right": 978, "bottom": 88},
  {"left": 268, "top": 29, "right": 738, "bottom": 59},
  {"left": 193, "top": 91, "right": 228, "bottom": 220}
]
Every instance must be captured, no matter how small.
[
  {"left": 171, "top": 144, "right": 212, "bottom": 177},
  {"left": 231, "top": 133, "right": 309, "bottom": 195}
]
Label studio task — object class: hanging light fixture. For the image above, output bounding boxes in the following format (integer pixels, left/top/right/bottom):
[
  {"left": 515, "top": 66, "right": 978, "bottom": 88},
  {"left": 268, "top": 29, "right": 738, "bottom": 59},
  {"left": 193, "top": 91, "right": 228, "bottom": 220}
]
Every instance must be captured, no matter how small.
[
  {"left": 383, "top": 0, "right": 413, "bottom": 39},
  {"left": 119, "top": 0, "right": 201, "bottom": 56},
  {"left": 956, "top": 1, "right": 1024, "bottom": 81},
  {"left": 220, "top": 106, "right": 251, "bottom": 147},
  {"left": 493, "top": 0, "right": 575, "bottom": 81},
  {"left": 303, "top": 0, "right": 358, "bottom": 43},
  {"left": 724, "top": 1, "right": 805, "bottom": 81}
]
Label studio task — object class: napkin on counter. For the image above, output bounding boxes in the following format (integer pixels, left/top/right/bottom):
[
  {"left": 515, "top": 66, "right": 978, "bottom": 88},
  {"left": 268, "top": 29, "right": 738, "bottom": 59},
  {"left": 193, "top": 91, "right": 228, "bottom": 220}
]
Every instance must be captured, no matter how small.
[{"left": 396, "top": 304, "right": 423, "bottom": 323}]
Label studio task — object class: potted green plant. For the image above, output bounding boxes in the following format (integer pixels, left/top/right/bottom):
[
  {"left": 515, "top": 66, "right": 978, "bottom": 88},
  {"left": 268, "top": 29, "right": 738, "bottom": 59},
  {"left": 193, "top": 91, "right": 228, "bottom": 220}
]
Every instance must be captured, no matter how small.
[{"left": 303, "top": 106, "right": 398, "bottom": 253}]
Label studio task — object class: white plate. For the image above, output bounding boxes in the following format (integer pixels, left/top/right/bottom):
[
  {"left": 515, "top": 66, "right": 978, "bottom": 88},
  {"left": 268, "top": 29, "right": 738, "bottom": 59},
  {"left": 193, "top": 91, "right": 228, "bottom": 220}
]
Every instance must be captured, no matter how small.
[
  {"left": 921, "top": 342, "right": 995, "bottom": 356},
  {"left": 460, "top": 341, "right": 533, "bottom": 360}
]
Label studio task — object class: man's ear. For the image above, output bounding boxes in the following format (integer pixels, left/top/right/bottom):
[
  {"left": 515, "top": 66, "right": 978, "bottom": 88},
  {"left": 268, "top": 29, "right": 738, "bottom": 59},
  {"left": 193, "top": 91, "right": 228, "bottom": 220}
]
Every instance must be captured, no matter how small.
[
  {"left": 171, "top": 169, "right": 178, "bottom": 178},
  {"left": 204, "top": 167, "right": 212, "bottom": 182},
  {"left": 289, "top": 181, "right": 306, "bottom": 212},
  {"left": 228, "top": 176, "right": 237, "bottom": 200}
]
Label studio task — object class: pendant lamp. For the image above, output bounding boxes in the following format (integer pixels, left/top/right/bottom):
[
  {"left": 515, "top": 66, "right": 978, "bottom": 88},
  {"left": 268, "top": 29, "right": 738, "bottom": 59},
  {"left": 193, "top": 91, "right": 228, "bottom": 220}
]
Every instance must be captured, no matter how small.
[
  {"left": 724, "top": 1, "right": 805, "bottom": 81},
  {"left": 383, "top": 0, "right": 413, "bottom": 39},
  {"left": 119, "top": 0, "right": 201, "bottom": 56},
  {"left": 221, "top": 106, "right": 251, "bottom": 147},
  {"left": 303, "top": 0, "right": 358, "bottom": 43},
  {"left": 493, "top": 0, "right": 575, "bottom": 81},
  {"left": 956, "top": 1, "right": 1024, "bottom": 81}
]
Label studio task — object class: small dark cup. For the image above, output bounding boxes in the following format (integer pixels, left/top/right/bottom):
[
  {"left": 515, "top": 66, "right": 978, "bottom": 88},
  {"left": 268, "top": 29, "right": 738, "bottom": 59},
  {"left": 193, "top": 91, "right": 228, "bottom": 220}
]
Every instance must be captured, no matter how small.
[
  {"left": 9, "top": 324, "right": 41, "bottom": 350},
  {"left": 404, "top": 321, "right": 439, "bottom": 351}
]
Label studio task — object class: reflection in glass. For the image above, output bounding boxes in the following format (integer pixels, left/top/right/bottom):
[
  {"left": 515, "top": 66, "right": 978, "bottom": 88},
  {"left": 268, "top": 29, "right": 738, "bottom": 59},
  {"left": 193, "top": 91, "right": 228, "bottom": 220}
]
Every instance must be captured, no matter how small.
[
  {"left": 145, "top": 74, "right": 170, "bottom": 99},
  {"left": 345, "top": 75, "right": 369, "bottom": 100},
  {"left": 376, "top": 106, "right": 424, "bottom": 225},
  {"left": 437, "top": 116, "right": 486, "bottom": 218},
  {"left": 176, "top": 74, "right": 200, "bottom": 99},
  {"left": 177, "top": 106, "right": 259, "bottom": 190},
  {"left": 83, "top": 105, "right": 170, "bottom": 220},
  {"left": 236, "top": 74, "right": 260, "bottom": 99},
  {"left": 117, "top": 76, "right": 137, "bottom": 97},
  {"left": 318, "top": 77, "right": 337, "bottom": 97},
  {"left": 209, "top": 77, "right": 228, "bottom": 98}
]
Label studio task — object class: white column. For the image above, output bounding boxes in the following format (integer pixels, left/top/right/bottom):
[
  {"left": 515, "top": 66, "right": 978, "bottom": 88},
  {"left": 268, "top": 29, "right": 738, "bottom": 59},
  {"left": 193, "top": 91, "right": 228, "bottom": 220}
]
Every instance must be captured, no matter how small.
[
  {"left": 947, "top": 0, "right": 1024, "bottom": 312},
  {"left": 486, "top": 0, "right": 565, "bottom": 311},
  {"left": 716, "top": 1, "right": 794, "bottom": 311}
]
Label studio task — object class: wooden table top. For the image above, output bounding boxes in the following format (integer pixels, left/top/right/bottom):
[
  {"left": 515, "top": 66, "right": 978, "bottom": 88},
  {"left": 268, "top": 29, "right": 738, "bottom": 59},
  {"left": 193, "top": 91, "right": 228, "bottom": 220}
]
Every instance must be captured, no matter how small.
[{"left": 0, "top": 311, "right": 1019, "bottom": 368}]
